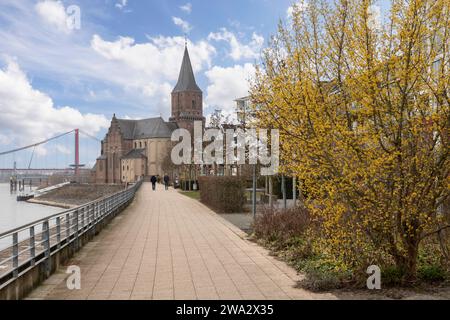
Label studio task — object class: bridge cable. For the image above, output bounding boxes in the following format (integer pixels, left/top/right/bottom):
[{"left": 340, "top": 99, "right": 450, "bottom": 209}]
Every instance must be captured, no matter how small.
[
  {"left": 78, "top": 129, "right": 101, "bottom": 142},
  {"left": 0, "top": 130, "right": 75, "bottom": 157}
]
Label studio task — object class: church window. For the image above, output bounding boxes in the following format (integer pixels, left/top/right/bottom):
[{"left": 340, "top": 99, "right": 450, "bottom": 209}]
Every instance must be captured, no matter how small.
[{"left": 192, "top": 100, "right": 196, "bottom": 108}]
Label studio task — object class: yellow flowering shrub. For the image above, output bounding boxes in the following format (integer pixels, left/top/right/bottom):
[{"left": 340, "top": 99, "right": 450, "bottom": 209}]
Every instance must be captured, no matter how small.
[{"left": 251, "top": 0, "right": 449, "bottom": 281}]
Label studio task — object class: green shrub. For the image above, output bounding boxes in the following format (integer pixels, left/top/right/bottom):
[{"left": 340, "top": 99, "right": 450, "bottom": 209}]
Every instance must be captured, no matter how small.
[
  {"left": 198, "top": 176, "right": 246, "bottom": 213},
  {"left": 297, "top": 256, "right": 351, "bottom": 291},
  {"left": 382, "top": 266, "right": 405, "bottom": 286},
  {"left": 418, "top": 264, "right": 447, "bottom": 282},
  {"left": 416, "top": 243, "right": 449, "bottom": 282}
]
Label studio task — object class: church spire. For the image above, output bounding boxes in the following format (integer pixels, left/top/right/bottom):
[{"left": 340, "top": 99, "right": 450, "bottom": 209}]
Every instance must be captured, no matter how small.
[{"left": 172, "top": 45, "right": 201, "bottom": 93}]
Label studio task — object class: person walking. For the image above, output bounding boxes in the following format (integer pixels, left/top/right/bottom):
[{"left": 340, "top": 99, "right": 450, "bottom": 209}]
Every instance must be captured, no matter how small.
[
  {"left": 150, "top": 175, "right": 157, "bottom": 191},
  {"left": 163, "top": 174, "right": 170, "bottom": 190}
]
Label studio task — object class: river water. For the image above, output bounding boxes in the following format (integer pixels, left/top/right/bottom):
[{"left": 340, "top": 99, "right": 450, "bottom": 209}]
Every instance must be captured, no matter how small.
[{"left": 0, "top": 184, "right": 63, "bottom": 249}]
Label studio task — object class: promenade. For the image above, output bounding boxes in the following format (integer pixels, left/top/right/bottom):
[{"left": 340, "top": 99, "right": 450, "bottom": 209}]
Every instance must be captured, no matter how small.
[{"left": 26, "top": 183, "right": 335, "bottom": 300}]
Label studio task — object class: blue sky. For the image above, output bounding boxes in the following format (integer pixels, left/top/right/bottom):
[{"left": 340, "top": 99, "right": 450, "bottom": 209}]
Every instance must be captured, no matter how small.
[{"left": 0, "top": 0, "right": 389, "bottom": 169}]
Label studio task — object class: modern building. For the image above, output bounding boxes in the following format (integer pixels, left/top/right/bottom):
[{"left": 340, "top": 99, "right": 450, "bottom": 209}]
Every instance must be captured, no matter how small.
[{"left": 93, "top": 44, "right": 204, "bottom": 184}]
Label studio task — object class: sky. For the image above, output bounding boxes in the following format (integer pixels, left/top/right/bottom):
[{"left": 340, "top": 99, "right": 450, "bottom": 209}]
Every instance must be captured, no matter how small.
[{"left": 0, "top": 0, "right": 388, "bottom": 169}]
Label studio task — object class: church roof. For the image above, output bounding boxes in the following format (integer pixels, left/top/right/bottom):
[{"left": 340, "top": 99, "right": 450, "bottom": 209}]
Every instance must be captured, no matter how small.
[
  {"left": 121, "top": 148, "right": 147, "bottom": 159},
  {"left": 116, "top": 117, "right": 178, "bottom": 140},
  {"left": 172, "top": 46, "right": 201, "bottom": 93}
]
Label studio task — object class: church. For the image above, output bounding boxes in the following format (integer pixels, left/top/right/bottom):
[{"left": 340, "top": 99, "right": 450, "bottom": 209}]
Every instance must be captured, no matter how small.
[{"left": 93, "top": 44, "right": 205, "bottom": 184}]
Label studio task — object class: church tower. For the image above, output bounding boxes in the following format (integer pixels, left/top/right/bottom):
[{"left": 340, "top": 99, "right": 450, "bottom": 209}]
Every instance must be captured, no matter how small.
[{"left": 170, "top": 44, "right": 205, "bottom": 132}]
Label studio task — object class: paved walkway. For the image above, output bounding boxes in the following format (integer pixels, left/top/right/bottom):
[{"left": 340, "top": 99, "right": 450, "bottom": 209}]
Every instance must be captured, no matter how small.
[{"left": 26, "top": 183, "right": 337, "bottom": 300}]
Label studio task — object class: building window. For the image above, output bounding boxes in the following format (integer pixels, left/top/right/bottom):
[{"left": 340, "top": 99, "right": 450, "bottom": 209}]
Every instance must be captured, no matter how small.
[
  {"left": 192, "top": 100, "right": 196, "bottom": 108},
  {"left": 140, "top": 142, "right": 142, "bottom": 148}
]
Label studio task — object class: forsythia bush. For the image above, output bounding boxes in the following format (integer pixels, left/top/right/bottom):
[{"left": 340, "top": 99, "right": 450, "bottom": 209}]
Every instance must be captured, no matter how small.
[{"left": 251, "top": 0, "right": 449, "bottom": 282}]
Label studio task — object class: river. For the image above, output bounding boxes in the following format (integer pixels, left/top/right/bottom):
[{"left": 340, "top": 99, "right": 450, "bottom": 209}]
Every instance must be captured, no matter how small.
[{"left": 0, "top": 184, "right": 63, "bottom": 249}]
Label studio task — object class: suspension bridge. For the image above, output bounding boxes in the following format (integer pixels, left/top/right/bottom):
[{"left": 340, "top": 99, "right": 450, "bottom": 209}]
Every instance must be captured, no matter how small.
[{"left": 0, "top": 129, "right": 101, "bottom": 185}]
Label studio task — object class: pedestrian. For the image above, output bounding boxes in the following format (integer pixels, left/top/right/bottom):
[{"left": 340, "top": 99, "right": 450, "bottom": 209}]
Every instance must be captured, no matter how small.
[
  {"left": 163, "top": 174, "right": 170, "bottom": 190},
  {"left": 150, "top": 175, "right": 157, "bottom": 191}
]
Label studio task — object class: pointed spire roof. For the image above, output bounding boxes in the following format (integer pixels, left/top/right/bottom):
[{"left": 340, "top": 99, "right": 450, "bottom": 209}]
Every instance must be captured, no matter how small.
[{"left": 172, "top": 45, "right": 201, "bottom": 93}]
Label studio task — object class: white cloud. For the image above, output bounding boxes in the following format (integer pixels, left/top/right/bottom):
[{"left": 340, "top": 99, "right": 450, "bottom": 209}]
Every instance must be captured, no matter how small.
[
  {"left": 91, "top": 35, "right": 215, "bottom": 82},
  {"left": 90, "top": 34, "right": 215, "bottom": 116},
  {"left": 0, "top": 59, "right": 109, "bottom": 145},
  {"left": 180, "top": 3, "right": 192, "bottom": 14},
  {"left": 115, "top": 0, "right": 128, "bottom": 10},
  {"left": 35, "top": 0, "right": 71, "bottom": 33},
  {"left": 208, "top": 28, "right": 263, "bottom": 61},
  {"left": 286, "top": 0, "right": 308, "bottom": 19},
  {"left": 1, "top": 0, "right": 216, "bottom": 119},
  {"left": 205, "top": 63, "right": 255, "bottom": 115},
  {"left": 172, "top": 16, "right": 192, "bottom": 33},
  {"left": 2, "top": 0, "right": 263, "bottom": 126}
]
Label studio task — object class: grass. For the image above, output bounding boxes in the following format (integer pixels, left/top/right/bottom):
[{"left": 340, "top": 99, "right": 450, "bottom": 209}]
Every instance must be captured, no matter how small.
[{"left": 179, "top": 190, "right": 200, "bottom": 200}]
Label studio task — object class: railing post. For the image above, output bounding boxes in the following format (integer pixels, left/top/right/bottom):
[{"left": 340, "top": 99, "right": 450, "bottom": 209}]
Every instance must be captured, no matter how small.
[
  {"left": 90, "top": 204, "right": 95, "bottom": 236},
  {"left": 12, "top": 232, "right": 18, "bottom": 278},
  {"left": 56, "top": 216, "right": 61, "bottom": 249},
  {"left": 74, "top": 210, "right": 79, "bottom": 251},
  {"left": 42, "top": 220, "right": 51, "bottom": 275},
  {"left": 80, "top": 207, "right": 85, "bottom": 230},
  {"left": 30, "top": 226, "right": 35, "bottom": 266},
  {"left": 66, "top": 213, "right": 70, "bottom": 242}
]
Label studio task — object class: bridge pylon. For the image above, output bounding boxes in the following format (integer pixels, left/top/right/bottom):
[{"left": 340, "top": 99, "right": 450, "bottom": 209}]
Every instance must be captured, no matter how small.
[{"left": 69, "top": 129, "right": 85, "bottom": 179}]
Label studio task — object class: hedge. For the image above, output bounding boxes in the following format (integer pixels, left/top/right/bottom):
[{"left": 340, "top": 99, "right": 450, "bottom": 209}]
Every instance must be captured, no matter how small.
[{"left": 198, "top": 176, "right": 246, "bottom": 213}]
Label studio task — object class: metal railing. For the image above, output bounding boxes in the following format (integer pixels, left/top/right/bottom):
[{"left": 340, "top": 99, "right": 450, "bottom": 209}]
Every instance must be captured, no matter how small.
[{"left": 0, "top": 180, "right": 142, "bottom": 289}]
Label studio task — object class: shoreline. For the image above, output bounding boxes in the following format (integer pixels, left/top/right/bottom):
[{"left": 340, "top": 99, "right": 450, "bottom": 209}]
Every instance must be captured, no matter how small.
[
  {"left": 26, "top": 198, "right": 77, "bottom": 209},
  {"left": 24, "top": 184, "right": 125, "bottom": 210}
]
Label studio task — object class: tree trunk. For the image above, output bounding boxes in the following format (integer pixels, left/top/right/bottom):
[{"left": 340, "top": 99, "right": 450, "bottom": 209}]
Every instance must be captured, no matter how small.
[{"left": 404, "top": 241, "right": 419, "bottom": 282}]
